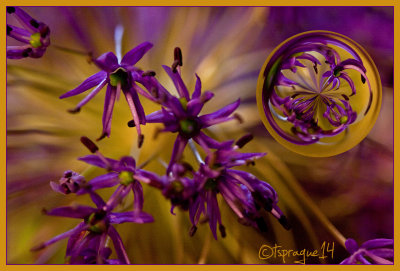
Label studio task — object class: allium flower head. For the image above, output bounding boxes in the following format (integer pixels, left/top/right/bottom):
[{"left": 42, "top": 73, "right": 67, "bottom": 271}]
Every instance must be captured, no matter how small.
[
  {"left": 258, "top": 31, "right": 382, "bottom": 156},
  {"left": 75, "top": 136, "right": 159, "bottom": 200},
  {"left": 60, "top": 38, "right": 154, "bottom": 147},
  {"left": 33, "top": 190, "right": 153, "bottom": 264},
  {"left": 143, "top": 48, "right": 241, "bottom": 172},
  {"left": 341, "top": 238, "right": 393, "bottom": 265},
  {"left": 6, "top": 6, "right": 50, "bottom": 59},
  {"left": 188, "top": 136, "right": 290, "bottom": 239}
]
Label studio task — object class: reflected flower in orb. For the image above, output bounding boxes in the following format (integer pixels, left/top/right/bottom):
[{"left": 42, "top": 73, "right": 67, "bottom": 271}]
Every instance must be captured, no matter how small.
[{"left": 257, "top": 31, "right": 382, "bottom": 156}]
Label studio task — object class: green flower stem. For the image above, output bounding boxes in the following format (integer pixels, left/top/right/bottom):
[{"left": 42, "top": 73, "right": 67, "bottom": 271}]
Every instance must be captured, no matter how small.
[
  {"left": 52, "top": 44, "right": 92, "bottom": 57},
  {"left": 265, "top": 151, "right": 347, "bottom": 248}
]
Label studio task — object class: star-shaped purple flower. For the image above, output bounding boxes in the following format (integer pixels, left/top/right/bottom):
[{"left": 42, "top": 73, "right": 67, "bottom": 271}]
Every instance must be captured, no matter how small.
[
  {"left": 142, "top": 48, "right": 241, "bottom": 173},
  {"left": 59, "top": 42, "right": 154, "bottom": 147},
  {"left": 32, "top": 191, "right": 153, "bottom": 264},
  {"left": 341, "top": 238, "right": 393, "bottom": 265},
  {"left": 6, "top": 7, "right": 50, "bottom": 59}
]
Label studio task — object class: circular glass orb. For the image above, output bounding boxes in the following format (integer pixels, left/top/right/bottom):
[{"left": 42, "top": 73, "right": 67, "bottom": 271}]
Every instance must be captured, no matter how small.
[{"left": 257, "top": 31, "right": 382, "bottom": 157}]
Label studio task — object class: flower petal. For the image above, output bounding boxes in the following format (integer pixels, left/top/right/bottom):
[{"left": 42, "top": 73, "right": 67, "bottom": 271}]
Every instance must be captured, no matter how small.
[
  {"left": 94, "top": 52, "right": 119, "bottom": 72},
  {"left": 109, "top": 211, "right": 154, "bottom": 224},
  {"left": 121, "top": 42, "right": 153, "bottom": 66},
  {"left": 59, "top": 71, "right": 107, "bottom": 99},
  {"left": 32, "top": 222, "right": 87, "bottom": 251},
  {"left": 199, "top": 99, "right": 240, "bottom": 123},
  {"left": 107, "top": 226, "right": 130, "bottom": 264},
  {"left": 87, "top": 172, "right": 120, "bottom": 191},
  {"left": 78, "top": 154, "right": 118, "bottom": 169},
  {"left": 192, "top": 73, "right": 202, "bottom": 99},
  {"left": 163, "top": 65, "right": 190, "bottom": 100},
  {"left": 45, "top": 205, "right": 96, "bottom": 219},
  {"left": 100, "top": 84, "right": 117, "bottom": 139}
]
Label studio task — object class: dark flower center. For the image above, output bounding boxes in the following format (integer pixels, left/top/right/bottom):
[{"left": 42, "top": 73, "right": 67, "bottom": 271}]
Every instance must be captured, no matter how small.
[
  {"left": 204, "top": 178, "right": 218, "bottom": 190},
  {"left": 86, "top": 210, "right": 107, "bottom": 233},
  {"left": 109, "top": 68, "right": 129, "bottom": 87},
  {"left": 179, "top": 118, "right": 200, "bottom": 138},
  {"left": 170, "top": 180, "right": 184, "bottom": 193}
]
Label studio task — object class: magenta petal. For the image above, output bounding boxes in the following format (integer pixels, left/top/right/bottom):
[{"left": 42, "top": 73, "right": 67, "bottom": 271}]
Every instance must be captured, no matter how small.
[
  {"left": 109, "top": 211, "right": 154, "bottom": 224},
  {"left": 296, "top": 53, "right": 322, "bottom": 65},
  {"left": 60, "top": 71, "right": 107, "bottom": 99},
  {"left": 7, "top": 24, "right": 31, "bottom": 43},
  {"left": 167, "top": 135, "right": 188, "bottom": 173},
  {"left": 49, "top": 181, "right": 66, "bottom": 194},
  {"left": 89, "top": 192, "right": 106, "bottom": 209},
  {"left": 66, "top": 222, "right": 87, "bottom": 256},
  {"left": 345, "top": 238, "right": 359, "bottom": 254},
  {"left": 340, "top": 72, "right": 356, "bottom": 95},
  {"left": 146, "top": 109, "right": 170, "bottom": 123},
  {"left": 192, "top": 73, "right": 202, "bottom": 99},
  {"left": 94, "top": 52, "right": 119, "bottom": 72},
  {"left": 162, "top": 65, "right": 190, "bottom": 100},
  {"left": 195, "top": 132, "right": 234, "bottom": 149},
  {"left": 101, "top": 85, "right": 117, "bottom": 138},
  {"left": 36, "top": 222, "right": 87, "bottom": 251},
  {"left": 88, "top": 172, "right": 120, "bottom": 191},
  {"left": 118, "top": 156, "right": 136, "bottom": 171},
  {"left": 78, "top": 155, "right": 118, "bottom": 169},
  {"left": 124, "top": 86, "right": 146, "bottom": 125},
  {"left": 107, "top": 226, "right": 130, "bottom": 264},
  {"left": 45, "top": 205, "right": 96, "bottom": 219},
  {"left": 362, "top": 239, "right": 393, "bottom": 250},
  {"left": 7, "top": 45, "right": 31, "bottom": 59},
  {"left": 206, "top": 191, "right": 220, "bottom": 240},
  {"left": 132, "top": 181, "right": 144, "bottom": 211},
  {"left": 199, "top": 99, "right": 240, "bottom": 123},
  {"left": 189, "top": 195, "right": 204, "bottom": 225},
  {"left": 13, "top": 7, "right": 38, "bottom": 32},
  {"left": 73, "top": 78, "right": 108, "bottom": 109},
  {"left": 187, "top": 91, "right": 214, "bottom": 116},
  {"left": 121, "top": 42, "right": 153, "bottom": 66}
]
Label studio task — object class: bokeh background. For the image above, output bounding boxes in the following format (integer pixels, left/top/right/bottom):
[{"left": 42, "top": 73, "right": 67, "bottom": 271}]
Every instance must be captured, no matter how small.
[{"left": 6, "top": 6, "right": 393, "bottom": 264}]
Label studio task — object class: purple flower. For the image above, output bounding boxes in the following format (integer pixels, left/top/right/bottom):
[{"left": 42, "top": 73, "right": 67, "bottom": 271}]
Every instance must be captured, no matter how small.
[
  {"left": 6, "top": 7, "right": 50, "bottom": 59},
  {"left": 75, "top": 136, "right": 159, "bottom": 200},
  {"left": 142, "top": 48, "right": 241, "bottom": 173},
  {"left": 50, "top": 170, "right": 86, "bottom": 195},
  {"left": 32, "top": 191, "right": 153, "bottom": 264},
  {"left": 188, "top": 135, "right": 290, "bottom": 239},
  {"left": 341, "top": 238, "right": 393, "bottom": 264},
  {"left": 261, "top": 32, "right": 374, "bottom": 145},
  {"left": 34, "top": 137, "right": 157, "bottom": 264},
  {"left": 150, "top": 162, "right": 198, "bottom": 215},
  {"left": 59, "top": 42, "right": 154, "bottom": 147}
]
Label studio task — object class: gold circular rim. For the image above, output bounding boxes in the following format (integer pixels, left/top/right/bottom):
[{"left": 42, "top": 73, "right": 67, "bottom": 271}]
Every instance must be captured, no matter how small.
[{"left": 256, "top": 30, "right": 382, "bottom": 157}]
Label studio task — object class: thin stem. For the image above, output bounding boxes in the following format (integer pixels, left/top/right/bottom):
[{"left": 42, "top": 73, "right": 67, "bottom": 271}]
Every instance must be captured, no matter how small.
[
  {"left": 267, "top": 154, "right": 347, "bottom": 247},
  {"left": 52, "top": 44, "right": 91, "bottom": 57},
  {"left": 188, "top": 139, "right": 204, "bottom": 164},
  {"left": 197, "top": 232, "right": 212, "bottom": 264},
  {"left": 114, "top": 24, "right": 124, "bottom": 63}
]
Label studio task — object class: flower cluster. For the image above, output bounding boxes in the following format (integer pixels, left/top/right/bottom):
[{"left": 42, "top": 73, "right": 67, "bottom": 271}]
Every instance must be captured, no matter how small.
[
  {"left": 30, "top": 25, "right": 290, "bottom": 261},
  {"left": 10, "top": 7, "right": 390, "bottom": 265}
]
